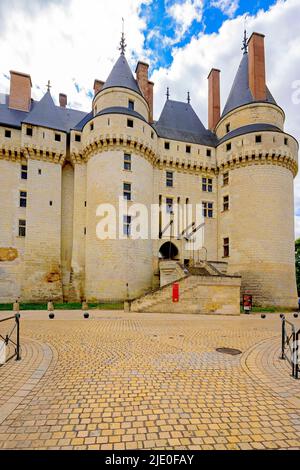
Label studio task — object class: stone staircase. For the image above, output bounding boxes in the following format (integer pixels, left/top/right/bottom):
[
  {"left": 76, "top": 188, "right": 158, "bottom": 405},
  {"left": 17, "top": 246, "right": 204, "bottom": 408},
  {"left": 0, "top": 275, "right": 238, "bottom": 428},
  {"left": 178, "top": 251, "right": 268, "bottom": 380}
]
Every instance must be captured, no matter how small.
[{"left": 130, "top": 261, "right": 241, "bottom": 315}]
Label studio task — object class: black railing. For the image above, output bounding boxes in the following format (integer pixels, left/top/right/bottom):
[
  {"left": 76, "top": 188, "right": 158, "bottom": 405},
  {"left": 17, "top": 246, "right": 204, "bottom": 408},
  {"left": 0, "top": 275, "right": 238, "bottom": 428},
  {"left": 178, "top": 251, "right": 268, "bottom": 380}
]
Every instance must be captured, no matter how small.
[
  {"left": 0, "top": 314, "right": 21, "bottom": 366},
  {"left": 281, "top": 316, "right": 299, "bottom": 379}
]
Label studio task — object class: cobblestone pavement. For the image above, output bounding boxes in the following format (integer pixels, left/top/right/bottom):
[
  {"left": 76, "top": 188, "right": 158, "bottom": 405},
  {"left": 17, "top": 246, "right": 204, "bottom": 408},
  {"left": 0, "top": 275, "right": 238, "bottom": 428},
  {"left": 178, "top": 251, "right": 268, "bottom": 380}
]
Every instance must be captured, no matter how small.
[{"left": 0, "top": 310, "right": 299, "bottom": 450}]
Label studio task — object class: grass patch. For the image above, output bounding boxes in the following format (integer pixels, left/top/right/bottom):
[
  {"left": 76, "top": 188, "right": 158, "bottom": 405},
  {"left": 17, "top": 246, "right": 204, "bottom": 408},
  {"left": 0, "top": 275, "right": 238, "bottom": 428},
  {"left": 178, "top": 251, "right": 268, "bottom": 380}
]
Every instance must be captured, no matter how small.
[{"left": 0, "top": 302, "right": 124, "bottom": 311}]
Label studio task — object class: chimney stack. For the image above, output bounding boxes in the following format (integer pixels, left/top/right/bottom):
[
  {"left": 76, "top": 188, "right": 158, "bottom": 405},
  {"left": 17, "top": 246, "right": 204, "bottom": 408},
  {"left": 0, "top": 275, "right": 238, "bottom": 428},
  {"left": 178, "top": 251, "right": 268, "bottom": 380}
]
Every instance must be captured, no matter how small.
[
  {"left": 94, "top": 79, "right": 104, "bottom": 96},
  {"left": 207, "top": 68, "right": 221, "bottom": 131},
  {"left": 135, "top": 61, "right": 154, "bottom": 122},
  {"left": 8, "top": 71, "right": 32, "bottom": 112},
  {"left": 59, "top": 93, "right": 67, "bottom": 108},
  {"left": 248, "top": 32, "right": 266, "bottom": 101}
]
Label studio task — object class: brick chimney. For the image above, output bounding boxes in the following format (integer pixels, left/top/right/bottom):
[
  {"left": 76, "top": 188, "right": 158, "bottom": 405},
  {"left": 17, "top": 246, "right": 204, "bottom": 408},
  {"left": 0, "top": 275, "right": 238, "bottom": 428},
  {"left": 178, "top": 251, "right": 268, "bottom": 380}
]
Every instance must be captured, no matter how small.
[
  {"left": 248, "top": 32, "right": 266, "bottom": 101},
  {"left": 207, "top": 68, "right": 221, "bottom": 131},
  {"left": 8, "top": 71, "right": 32, "bottom": 112},
  {"left": 135, "top": 61, "right": 154, "bottom": 122},
  {"left": 59, "top": 93, "right": 67, "bottom": 108},
  {"left": 94, "top": 79, "right": 104, "bottom": 96}
]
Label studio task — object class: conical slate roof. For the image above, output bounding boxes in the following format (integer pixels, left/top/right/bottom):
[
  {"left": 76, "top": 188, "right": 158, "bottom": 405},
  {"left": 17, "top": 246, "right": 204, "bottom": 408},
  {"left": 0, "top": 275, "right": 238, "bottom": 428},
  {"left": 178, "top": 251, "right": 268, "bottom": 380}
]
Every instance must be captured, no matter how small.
[
  {"left": 23, "top": 91, "right": 66, "bottom": 131},
  {"left": 154, "top": 100, "right": 217, "bottom": 146},
  {"left": 222, "top": 53, "right": 277, "bottom": 118},
  {"left": 101, "top": 55, "right": 141, "bottom": 95}
]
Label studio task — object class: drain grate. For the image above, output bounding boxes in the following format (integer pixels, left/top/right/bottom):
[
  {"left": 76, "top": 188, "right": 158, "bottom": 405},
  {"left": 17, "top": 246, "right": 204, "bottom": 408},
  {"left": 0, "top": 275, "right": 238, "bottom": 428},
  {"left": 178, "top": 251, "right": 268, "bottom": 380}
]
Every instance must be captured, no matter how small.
[{"left": 216, "top": 347, "right": 242, "bottom": 356}]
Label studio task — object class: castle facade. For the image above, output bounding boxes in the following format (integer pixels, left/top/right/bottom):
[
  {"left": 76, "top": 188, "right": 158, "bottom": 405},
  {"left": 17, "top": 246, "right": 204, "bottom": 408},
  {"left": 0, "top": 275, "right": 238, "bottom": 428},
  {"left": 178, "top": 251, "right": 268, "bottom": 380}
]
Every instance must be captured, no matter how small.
[{"left": 0, "top": 32, "right": 298, "bottom": 308}]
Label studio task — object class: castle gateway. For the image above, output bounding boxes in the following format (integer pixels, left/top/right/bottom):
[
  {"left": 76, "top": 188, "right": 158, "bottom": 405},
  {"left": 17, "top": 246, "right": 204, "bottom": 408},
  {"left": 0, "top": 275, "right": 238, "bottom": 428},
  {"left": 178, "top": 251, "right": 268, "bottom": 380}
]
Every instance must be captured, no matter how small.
[{"left": 0, "top": 32, "right": 298, "bottom": 309}]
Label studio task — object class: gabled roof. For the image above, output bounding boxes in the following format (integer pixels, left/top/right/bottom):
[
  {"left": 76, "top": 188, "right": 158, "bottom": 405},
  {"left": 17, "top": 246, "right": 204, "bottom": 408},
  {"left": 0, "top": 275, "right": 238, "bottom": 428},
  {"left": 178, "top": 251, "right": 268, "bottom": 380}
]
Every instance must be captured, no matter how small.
[
  {"left": 154, "top": 100, "right": 218, "bottom": 146},
  {"left": 23, "top": 91, "right": 67, "bottom": 131},
  {"left": 101, "top": 55, "right": 142, "bottom": 95},
  {"left": 222, "top": 53, "right": 277, "bottom": 118}
]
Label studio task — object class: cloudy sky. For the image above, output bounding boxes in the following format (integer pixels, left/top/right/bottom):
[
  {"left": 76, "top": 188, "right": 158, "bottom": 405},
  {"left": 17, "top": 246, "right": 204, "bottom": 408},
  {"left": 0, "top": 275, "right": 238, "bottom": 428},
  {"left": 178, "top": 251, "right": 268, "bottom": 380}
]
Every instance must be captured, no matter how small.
[{"left": 1, "top": 0, "right": 300, "bottom": 235}]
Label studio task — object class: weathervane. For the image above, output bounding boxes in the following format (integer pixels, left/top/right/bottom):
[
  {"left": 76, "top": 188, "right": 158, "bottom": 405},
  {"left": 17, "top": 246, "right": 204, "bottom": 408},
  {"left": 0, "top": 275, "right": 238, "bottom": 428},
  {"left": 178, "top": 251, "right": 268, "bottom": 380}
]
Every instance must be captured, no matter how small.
[
  {"left": 242, "top": 15, "right": 248, "bottom": 54},
  {"left": 119, "top": 18, "right": 127, "bottom": 55},
  {"left": 187, "top": 91, "right": 191, "bottom": 104},
  {"left": 166, "top": 87, "right": 170, "bottom": 100},
  {"left": 46, "top": 80, "right": 51, "bottom": 92}
]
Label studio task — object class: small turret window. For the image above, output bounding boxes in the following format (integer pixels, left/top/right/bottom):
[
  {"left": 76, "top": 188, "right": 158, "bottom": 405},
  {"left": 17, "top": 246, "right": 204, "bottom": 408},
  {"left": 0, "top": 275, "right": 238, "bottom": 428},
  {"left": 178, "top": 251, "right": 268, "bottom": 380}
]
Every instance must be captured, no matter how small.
[
  {"left": 127, "top": 119, "right": 134, "bottom": 128},
  {"left": 186, "top": 145, "right": 191, "bottom": 154},
  {"left": 284, "top": 137, "right": 288, "bottom": 145},
  {"left": 19, "top": 191, "right": 27, "bottom": 208},
  {"left": 90, "top": 122, "right": 94, "bottom": 131},
  {"left": 123, "top": 183, "right": 132, "bottom": 201},
  {"left": 164, "top": 142, "right": 170, "bottom": 150},
  {"left": 18, "top": 220, "right": 26, "bottom": 238},
  {"left": 255, "top": 135, "right": 262, "bottom": 143},
  {"left": 26, "top": 127, "right": 33, "bottom": 137},
  {"left": 55, "top": 133, "right": 61, "bottom": 142},
  {"left": 128, "top": 100, "right": 134, "bottom": 111},
  {"left": 75, "top": 134, "right": 81, "bottom": 142},
  {"left": 124, "top": 154, "right": 132, "bottom": 171},
  {"left": 21, "top": 165, "right": 28, "bottom": 180},
  {"left": 166, "top": 171, "right": 173, "bottom": 188},
  {"left": 226, "top": 143, "right": 231, "bottom": 152},
  {"left": 5, "top": 130, "right": 11, "bottom": 138},
  {"left": 206, "top": 149, "right": 212, "bottom": 157},
  {"left": 226, "top": 123, "right": 231, "bottom": 133}
]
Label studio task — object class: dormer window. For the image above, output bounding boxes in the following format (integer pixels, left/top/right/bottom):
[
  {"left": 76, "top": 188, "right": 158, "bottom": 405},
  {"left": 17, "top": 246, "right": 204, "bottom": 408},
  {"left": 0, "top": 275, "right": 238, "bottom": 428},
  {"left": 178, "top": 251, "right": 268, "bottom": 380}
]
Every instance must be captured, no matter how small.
[{"left": 128, "top": 100, "right": 134, "bottom": 111}]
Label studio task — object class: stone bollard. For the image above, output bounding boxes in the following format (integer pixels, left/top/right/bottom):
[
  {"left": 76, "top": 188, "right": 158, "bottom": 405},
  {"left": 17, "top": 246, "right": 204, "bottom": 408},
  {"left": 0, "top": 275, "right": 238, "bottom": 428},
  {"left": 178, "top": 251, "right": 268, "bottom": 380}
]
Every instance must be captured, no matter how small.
[
  {"left": 48, "top": 301, "right": 54, "bottom": 312},
  {"left": 13, "top": 300, "right": 20, "bottom": 312},
  {"left": 82, "top": 301, "right": 89, "bottom": 311},
  {"left": 124, "top": 301, "right": 131, "bottom": 313}
]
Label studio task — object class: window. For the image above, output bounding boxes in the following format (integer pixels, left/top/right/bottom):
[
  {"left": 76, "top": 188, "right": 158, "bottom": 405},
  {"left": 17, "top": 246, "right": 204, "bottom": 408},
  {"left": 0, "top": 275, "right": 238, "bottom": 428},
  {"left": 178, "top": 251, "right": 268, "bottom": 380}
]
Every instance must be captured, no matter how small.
[
  {"left": 255, "top": 135, "right": 262, "bottom": 143},
  {"left": 223, "top": 172, "right": 229, "bottom": 186},
  {"left": 206, "top": 149, "right": 212, "bottom": 157},
  {"left": 49, "top": 201, "right": 53, "bottom": 206},
  {"left": 127, "top": 119, "right": 134, "bottom": 128},
  {"left": 38, "top": 169, "right": 42, "bottom": 175},
  {"left": 226, "top": 143, "right": 232, "bottom": 152},
  {"left": 166, "top": 171, "right": 173, "bottom": 188},
  {"left": 223, "top": 238, "right": 230, "bottom": 258},
  {"left": 284, "top": 137, "right": 288, "bottom": 145},
  {"left": 5, "top": 130, "right": 11, "bottom": 138},
  {"left": 90, "top": 123, "right": 94, "bottom": 131},
  {"left": 166, "top": 198, "right": 173, "bottom": 214},
  {"left": 202, "top": 202, "right": 213, "bottom": 218},
  {"left": 55, "top": 133, "right": 61, "bottom": 142},
  {"left": 84, "top": 227, "right": 87, "bottom": 235},
  {"left": 123, "top": 183, "right": 132, "bottom": 201},
  {"left": 124, "top": 154, "right": 132, "bottom": 171},
  {"left": 164, "top": 142, "right": 170, "bottom": 150},
  {"left": 202, "top": 177, "right": 213, "bottom": 193},
  {"left": 226, "top": 123, "right": 231, "bottom": 133},
  {"left": 84, "top": 201, "right": 87, "bottom": 207},
  {"left": 21, "top": 165, "right": 28, "bottom": 180},
  {"left": 128, "top": 100, "right": 134, "bottom": 111},
  {"left": 18, "top": 220, "right": 26, "bottom": 237},
  {"left": 75, "top": 134, "right": 81, "bottom": 142},
  {"left": 151, "top": 131, "right": 154, "bottom": 139},
  {"left": 223, "top": 195, "right": 229, "bottom": 212},
  {"left": 26, "top": 127, "right": 33, "bottom": 137},
  {"left": 19, "top": 191, "right": 27, "bottom": 208},
  {"left": 186, "top": 145, "right": 191, "bottom": 154},
  {"left": 123, "top": 216, "right": 132, "bottom": 237}
]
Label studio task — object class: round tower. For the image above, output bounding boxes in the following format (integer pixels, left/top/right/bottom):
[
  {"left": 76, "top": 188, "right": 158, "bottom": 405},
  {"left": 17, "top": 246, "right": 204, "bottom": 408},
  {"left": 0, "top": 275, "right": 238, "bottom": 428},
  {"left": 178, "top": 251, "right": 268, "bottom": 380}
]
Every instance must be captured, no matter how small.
[
  {"left": 83, "top": 46, "right": 156, "bottom": 302},
  {"left": 216, "top": 33, "right": 298, "bottom": 308}
]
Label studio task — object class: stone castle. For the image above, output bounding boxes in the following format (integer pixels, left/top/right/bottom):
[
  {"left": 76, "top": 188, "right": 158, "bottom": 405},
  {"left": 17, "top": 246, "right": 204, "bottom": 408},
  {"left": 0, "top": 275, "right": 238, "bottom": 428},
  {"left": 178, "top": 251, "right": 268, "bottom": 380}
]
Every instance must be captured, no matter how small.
[{"left": 0, "top": 32, "right": 298, "bottom": 311}]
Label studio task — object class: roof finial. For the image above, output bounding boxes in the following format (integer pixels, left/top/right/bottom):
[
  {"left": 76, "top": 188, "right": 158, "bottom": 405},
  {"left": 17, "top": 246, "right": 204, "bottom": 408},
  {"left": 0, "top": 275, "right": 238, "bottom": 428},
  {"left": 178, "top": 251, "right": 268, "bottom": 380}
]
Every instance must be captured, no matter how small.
[
  {"left": 187, "top": 91, "right": 191, "bottom": 104},
  {"left": 242, "top": 15, "right": 248, "bottom": 54},
  {"left": 119, "top": 18, "right": 127, "bottom": 55},
  {"left": 46, "top": 80, "right": 51, "bottom": 92},
  {"left": 166, "top": 87, "right": 170, "bottom": 100}
]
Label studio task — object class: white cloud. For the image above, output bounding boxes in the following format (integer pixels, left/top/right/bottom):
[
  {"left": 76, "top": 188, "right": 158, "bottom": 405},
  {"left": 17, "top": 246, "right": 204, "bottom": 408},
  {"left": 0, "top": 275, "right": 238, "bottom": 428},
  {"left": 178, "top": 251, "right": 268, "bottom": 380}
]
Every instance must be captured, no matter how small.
[
  {"left": 151, "top": 0, "right": 300, "bottom": 237},
  {"left": 0, "top": 0, "right": 148, "bottom": 111},
  {"left": 167, "top": 0, "right": 204, "bottom": 42},
  {"left": 210, "top": 0, "right": 239, "bottom": 18}
]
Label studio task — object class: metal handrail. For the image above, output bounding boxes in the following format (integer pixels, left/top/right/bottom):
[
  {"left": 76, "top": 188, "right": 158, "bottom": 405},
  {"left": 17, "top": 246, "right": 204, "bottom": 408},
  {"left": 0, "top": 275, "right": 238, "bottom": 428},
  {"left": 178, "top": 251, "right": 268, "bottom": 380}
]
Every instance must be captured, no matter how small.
[
  {"left": 281, "top": 316, "right": 299, "bottom": 379},
  {"left": 0, "top": 314, "right": 21, "bottom": 366}
]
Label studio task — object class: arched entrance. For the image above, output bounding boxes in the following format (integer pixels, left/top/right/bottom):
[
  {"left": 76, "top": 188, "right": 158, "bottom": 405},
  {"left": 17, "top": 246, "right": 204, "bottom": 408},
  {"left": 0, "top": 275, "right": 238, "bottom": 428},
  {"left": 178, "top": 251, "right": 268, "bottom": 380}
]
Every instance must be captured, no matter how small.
[{"left": 159, "top": 242, "right": 179, "bottom": 260}]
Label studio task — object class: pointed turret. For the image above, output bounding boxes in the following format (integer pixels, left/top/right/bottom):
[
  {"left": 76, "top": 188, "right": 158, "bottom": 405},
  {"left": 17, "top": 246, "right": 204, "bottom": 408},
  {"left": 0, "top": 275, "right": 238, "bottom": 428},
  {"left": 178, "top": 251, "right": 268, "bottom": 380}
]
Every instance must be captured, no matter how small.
[
  {"left": 101, "top": 55, "right": 142, "bottom": 95},
  {"left": 23, "top": 90, "right": 65, "bottom": 130},
  {"left": 222, "top": 34, "right": 277, "bottom": 118}
]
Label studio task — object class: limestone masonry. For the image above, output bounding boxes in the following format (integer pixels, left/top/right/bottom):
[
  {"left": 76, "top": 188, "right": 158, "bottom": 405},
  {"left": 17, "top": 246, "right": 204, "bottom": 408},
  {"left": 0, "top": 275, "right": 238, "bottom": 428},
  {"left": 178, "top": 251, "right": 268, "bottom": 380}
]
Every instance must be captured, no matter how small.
[{"left": 0, "top": 32, "right": 298, "bottom": 309}]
